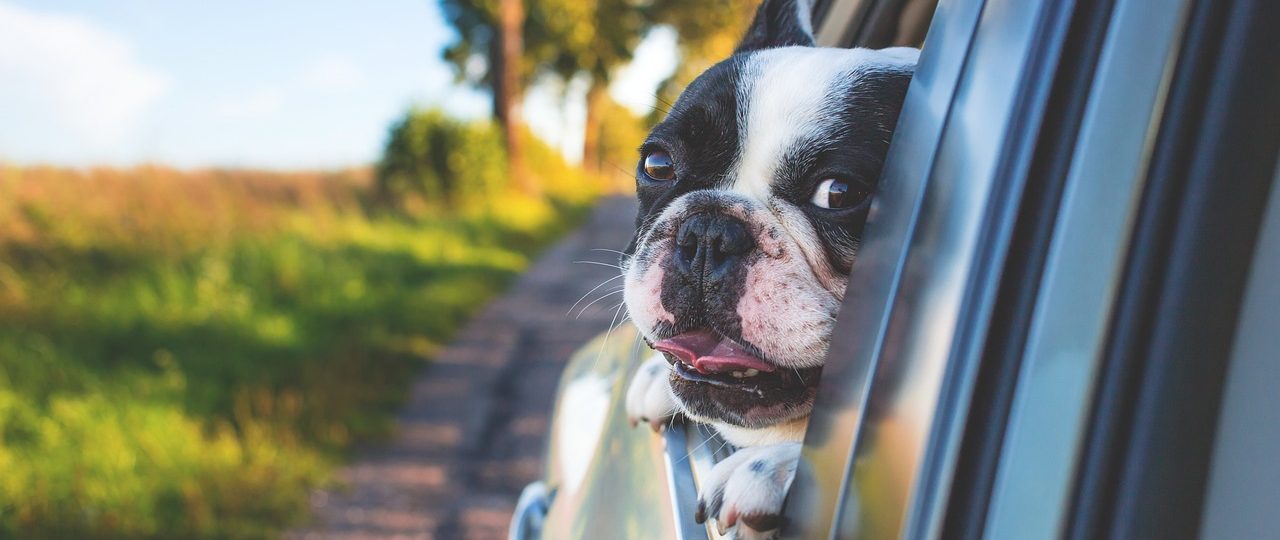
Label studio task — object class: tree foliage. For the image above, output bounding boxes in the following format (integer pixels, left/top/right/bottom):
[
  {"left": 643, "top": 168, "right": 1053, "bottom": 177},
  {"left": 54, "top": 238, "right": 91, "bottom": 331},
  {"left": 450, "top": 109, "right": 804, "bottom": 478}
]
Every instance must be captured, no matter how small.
[
  {"left": 647, "top": 0, "right": 757, "bottom": 122},
  {"left": 441, "top": 0, "right": 647, "bottom": 89},
  {"left": 440, "top": 0, "right": 754, "bottom": 171},
  {"left": 434, "top": 0, "right": 759, "bottom": 181}
]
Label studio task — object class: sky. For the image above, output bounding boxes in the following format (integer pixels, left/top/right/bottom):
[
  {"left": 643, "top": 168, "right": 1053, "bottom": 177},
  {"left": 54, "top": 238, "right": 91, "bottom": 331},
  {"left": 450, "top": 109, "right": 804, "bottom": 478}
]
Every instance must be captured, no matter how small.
[{"left": 0, "top": 0, "right": 676, "bottom": 169}]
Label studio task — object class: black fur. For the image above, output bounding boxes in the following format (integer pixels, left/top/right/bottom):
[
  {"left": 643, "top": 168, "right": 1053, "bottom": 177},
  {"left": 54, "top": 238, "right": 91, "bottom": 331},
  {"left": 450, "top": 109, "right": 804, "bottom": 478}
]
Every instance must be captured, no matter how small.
[{"left": 737, "top": 0, "right": 816, "bottom": 52}]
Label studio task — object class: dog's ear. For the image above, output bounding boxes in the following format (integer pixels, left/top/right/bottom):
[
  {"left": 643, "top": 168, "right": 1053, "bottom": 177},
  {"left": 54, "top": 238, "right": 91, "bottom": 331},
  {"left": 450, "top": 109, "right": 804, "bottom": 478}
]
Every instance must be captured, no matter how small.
[{"left": 735, "top": 0, "right": 816, "bottom": 53}]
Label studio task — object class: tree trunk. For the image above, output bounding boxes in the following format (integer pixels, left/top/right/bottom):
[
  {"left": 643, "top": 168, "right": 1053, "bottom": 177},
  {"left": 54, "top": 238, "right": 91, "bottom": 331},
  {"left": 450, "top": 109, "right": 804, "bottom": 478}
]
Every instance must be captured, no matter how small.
[
  {"left": 581, "top": 78, "right": 607, "bottom": 175},
  {"left": 495, "top": 0, "right": 537, "bottom": 196}
]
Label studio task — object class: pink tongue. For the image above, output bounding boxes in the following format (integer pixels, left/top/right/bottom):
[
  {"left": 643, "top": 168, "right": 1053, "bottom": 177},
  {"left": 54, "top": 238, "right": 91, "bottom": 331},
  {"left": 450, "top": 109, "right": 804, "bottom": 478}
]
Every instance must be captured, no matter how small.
[{"left": 653, "top": 330, "right": 775, "bottom": 374}]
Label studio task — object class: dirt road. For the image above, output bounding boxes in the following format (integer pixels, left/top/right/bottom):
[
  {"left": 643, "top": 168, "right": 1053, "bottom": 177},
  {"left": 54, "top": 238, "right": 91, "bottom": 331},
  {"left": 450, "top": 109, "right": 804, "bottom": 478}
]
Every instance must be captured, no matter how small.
[{"left": 287, "top": 196, "right": 638, "bottom": 540}]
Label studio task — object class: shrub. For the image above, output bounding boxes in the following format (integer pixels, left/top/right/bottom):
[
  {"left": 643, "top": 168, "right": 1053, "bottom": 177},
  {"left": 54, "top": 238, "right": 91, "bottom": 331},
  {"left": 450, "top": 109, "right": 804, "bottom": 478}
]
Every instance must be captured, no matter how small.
[
  {"left": 374, "top": 107, "right": 610, "bottom": 216},
  {"left": 375, "top": 109, "right": 509, "bottom": 213}
]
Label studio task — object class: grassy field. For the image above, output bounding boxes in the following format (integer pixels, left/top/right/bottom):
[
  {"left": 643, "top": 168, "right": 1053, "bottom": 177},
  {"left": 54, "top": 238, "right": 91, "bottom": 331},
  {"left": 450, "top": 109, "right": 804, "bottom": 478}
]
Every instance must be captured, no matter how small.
[{"left": 0, "top": 163, "right": 598, "bottom": 538}]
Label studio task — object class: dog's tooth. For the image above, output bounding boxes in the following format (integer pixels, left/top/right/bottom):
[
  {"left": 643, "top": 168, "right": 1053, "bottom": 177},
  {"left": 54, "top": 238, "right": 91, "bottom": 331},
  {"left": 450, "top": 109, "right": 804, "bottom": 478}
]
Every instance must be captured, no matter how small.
[
  {"left": 744, "top": 368, "right": 759, "bottom": 377},
  {"left": 731, "top": 371, "right": 745, "bottom": 378}
]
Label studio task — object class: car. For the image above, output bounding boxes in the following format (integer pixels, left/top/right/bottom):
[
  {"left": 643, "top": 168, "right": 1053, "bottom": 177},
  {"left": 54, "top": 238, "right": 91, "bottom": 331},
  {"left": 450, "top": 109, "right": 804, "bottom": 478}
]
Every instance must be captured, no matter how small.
[{"left": 511, "top": 0, "right": 1280, "bottom": 537}]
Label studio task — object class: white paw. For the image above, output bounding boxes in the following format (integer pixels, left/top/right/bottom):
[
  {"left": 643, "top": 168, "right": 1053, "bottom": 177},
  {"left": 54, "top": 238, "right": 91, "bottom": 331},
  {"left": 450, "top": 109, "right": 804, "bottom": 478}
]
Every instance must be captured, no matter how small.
[
  {"left": 625, "top": 353, "right": 680, "bottom": 432},
  {"left": 696, "top": 443, "right": 801, "bottom": 540}
]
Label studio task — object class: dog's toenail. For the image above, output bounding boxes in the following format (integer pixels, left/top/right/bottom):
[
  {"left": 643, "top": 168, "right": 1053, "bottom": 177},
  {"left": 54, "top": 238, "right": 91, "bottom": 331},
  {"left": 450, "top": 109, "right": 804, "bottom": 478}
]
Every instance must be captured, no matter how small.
[{"left": 740, "top": 512, "right": 786, "bottom": 532}]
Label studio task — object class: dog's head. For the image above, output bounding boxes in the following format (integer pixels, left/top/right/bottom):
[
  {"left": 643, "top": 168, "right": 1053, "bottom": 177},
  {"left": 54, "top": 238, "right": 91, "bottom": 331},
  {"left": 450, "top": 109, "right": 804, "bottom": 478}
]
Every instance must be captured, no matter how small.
[{"left": 621, "top": 0, "right": 916, "bottom": 433}]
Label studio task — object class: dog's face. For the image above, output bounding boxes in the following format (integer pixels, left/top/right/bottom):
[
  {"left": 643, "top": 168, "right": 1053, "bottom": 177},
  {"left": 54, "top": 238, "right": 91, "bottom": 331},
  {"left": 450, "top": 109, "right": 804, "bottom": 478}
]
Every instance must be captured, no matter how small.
[{"left": 622, "top": 0, "right": 916, "bottom": 432}]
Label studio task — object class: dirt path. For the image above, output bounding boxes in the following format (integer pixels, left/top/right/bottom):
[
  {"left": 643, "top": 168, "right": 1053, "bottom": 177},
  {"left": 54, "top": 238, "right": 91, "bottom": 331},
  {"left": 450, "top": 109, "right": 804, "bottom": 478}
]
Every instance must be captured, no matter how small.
[{"left": 288, "top": 196, "right": 638, "bottom": 540}]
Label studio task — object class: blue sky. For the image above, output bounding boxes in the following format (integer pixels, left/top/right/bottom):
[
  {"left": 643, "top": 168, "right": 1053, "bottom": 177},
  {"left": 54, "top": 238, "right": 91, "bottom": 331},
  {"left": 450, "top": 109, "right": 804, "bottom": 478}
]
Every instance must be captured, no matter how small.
[{"left": 0, "top": 0, "right": 675, "bottom": 169}]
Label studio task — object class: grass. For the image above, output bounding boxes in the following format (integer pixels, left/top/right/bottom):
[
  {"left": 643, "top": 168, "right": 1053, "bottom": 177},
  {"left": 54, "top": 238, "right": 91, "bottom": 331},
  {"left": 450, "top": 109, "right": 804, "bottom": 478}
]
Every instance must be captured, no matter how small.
[{"left": 0, "top": 163, "right": 598, "bottom": 538}]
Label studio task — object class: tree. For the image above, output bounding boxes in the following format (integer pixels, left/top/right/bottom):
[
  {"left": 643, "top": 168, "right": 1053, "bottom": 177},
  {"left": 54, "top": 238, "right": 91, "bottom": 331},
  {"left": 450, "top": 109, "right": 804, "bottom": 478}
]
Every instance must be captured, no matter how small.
[
  {"left": 532, "top": 0, "right": 648, "bottom": 173},
  {"left": 440, "top": 0, "right": 538, "bottom": 195},
  {"left": 442, "top": 0, "right": 649, "bottom": 175},
  {"left": 440, "top": 0, "right": 758, "bottom": 176},
  {"left": 647, "top": 0, "right": 757, "bottom": 124}
]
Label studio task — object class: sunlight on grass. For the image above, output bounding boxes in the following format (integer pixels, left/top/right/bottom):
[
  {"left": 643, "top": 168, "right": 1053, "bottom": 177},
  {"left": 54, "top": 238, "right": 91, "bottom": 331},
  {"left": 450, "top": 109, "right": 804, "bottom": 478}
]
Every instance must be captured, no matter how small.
[{"left": 0, "top": 163, "right": 599, "bottom": 538}]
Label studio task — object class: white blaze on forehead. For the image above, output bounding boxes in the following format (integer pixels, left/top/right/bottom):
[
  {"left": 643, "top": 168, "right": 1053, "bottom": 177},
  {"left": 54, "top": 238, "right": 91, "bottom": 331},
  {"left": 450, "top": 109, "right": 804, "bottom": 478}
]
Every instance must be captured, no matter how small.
[{"left": 731, "top": 47, "right": 917, "bottom": 202}]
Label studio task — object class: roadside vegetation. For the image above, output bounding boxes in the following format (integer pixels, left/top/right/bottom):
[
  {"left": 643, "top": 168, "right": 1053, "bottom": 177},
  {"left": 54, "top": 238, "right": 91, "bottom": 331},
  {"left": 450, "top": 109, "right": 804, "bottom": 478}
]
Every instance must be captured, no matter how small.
[{"left": 0, "top": 112, "right": 604, "bottom": 538}]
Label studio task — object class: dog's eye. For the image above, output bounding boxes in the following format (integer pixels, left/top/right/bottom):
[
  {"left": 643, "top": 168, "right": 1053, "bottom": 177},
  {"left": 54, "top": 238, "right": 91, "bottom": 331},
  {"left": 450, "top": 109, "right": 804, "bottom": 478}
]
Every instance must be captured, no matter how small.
[
  {"left": 811, "top": 178, "right": 870, "bottom": 209},
  {"left": 642, "top": 151, "right": 676, "bottom": 181}
]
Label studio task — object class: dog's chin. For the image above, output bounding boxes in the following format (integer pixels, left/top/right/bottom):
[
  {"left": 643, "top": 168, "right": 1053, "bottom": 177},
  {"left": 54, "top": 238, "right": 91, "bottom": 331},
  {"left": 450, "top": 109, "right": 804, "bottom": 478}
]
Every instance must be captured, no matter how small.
[
  {"left": 669, "top": 365, "right": 820, "bottom": 429},
  {"left": 654, "top": 328, "right": 822, "bottom": 429}
]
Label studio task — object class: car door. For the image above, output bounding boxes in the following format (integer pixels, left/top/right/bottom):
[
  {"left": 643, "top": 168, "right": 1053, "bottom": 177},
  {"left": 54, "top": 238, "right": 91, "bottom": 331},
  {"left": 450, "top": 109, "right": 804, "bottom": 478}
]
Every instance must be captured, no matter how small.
[{"left": 788, "top": 0, "right": 1279, "bottom": 539}]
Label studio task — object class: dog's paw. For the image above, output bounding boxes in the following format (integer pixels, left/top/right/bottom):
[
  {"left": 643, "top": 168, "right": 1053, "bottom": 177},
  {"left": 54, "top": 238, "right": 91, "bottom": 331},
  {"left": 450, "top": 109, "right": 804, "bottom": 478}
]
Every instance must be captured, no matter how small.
[
  {"left": 696, "top": 442, "right": 801, "bottom": 540},
  {"left": 625, "top": 353, "right": 679, "bottom": 432}
]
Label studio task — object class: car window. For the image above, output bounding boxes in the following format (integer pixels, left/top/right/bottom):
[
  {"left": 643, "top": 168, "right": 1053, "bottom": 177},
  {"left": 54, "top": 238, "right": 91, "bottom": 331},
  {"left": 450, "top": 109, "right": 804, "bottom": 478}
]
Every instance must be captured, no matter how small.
[
  {"left": 1200, "top": 162, "right": 1280, "bottom": 539},
  {"left": 814, "top": 0, "right": 936, "bottom": 48},
  {"left": 789, "top": 0, "right": 1197, "bottom": 537},
  {"left": 980, "top": 0, "right": 1193, "bottom": 535}
]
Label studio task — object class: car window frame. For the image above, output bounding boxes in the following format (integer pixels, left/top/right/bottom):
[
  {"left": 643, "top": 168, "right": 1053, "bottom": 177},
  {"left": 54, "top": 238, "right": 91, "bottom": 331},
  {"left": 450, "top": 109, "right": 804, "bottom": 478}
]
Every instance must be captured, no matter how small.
[
  {"left": 974, "top": 0, "right": 1197, "bottom": 535},
  {"left": 790, "top": 0, "right": 1213, "bottom": 537},
  {"left": 791, "top": 0, "right": 1095, "bottom": 535},
  {"left": 785, "top": 0, "right": 987, "bottom": 536},
  {"left": 1064, "top": 0, "right": 1280, "bottom": 536}
]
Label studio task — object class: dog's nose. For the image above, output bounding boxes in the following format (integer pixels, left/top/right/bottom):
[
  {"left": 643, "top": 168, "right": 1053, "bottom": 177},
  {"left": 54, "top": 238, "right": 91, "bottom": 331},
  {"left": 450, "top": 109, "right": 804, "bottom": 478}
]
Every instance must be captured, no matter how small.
[{"left": 674, "top": 213, "right": 755, "bottom": 280}]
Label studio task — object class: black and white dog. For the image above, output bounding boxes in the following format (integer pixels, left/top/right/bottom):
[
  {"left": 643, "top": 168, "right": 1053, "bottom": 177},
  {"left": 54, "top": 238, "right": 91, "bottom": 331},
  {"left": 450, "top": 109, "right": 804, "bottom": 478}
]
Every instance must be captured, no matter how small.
[{"left": 621, "top": 0, "right": 916, "bottom": 537}]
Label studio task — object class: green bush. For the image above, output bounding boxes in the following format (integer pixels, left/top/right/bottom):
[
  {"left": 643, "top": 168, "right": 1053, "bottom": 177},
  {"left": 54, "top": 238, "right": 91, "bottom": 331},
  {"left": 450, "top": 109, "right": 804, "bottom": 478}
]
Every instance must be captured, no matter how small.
[
  {"left": 374, "top": 107, "right": 608, "bottom": 216},
  {"left": 376, "top": 109, "right": 510, "bottom": 212}
]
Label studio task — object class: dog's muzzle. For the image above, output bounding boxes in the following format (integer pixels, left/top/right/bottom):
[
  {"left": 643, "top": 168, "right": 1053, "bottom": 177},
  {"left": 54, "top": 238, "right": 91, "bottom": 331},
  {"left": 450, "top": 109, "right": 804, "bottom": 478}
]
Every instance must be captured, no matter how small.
[{"left": 673, "top": 212, "right": 755, "bottom": 283}]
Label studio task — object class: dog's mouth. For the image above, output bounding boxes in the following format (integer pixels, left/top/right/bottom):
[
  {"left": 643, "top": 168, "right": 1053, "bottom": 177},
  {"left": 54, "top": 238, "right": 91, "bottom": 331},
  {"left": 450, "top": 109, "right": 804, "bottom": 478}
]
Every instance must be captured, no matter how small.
[{"left": 654, "top": 329, "right": 820, "bottom": 394}]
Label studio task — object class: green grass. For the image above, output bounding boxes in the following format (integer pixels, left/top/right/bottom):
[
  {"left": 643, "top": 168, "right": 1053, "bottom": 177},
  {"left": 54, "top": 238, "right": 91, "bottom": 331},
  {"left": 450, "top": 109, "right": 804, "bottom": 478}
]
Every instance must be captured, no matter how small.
[{"left": 0, "top": 165, "right": 597, "bottom": 538}]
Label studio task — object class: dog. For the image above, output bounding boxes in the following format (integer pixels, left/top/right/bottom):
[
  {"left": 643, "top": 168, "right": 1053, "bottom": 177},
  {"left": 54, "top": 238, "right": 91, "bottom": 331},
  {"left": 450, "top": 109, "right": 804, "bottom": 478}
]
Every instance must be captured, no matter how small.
[{"left": 620, "top": 0, "right": 917, "bottom": 537}]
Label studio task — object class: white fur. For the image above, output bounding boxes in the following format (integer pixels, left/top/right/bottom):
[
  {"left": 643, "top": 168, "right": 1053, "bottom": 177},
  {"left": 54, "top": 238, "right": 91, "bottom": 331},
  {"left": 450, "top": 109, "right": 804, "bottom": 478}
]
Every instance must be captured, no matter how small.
[
  {"left": 732, "top": 47, "right": 853, "bottom": 202},
  {"left": 624, "top": 354, "right": 680, "bottom": 429},
  {"left": 699, "top": 442, "right": 802, "bottom": 539},
  {"left": 713, "top": 419, "right": 807, "bottom": 448},
  {"left": 730, "top": 47, "right": 917, "bottom": 203}
]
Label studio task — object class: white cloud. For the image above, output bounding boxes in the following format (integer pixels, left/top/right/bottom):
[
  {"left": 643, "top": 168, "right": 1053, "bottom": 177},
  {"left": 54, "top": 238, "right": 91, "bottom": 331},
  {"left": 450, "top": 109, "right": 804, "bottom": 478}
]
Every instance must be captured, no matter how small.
[{"left": 0, "top": 2, "right": 169, "bottom": 153}]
